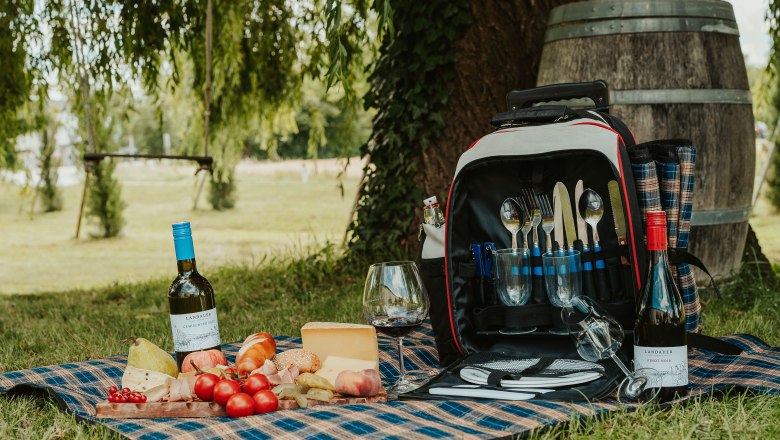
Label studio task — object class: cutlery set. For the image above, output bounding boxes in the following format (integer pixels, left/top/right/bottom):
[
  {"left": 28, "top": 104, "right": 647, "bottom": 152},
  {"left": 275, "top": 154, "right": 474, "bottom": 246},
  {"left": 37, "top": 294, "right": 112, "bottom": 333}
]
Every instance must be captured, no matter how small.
[{"left": 492, "top": 179, "right": 633, "bottom": 305}]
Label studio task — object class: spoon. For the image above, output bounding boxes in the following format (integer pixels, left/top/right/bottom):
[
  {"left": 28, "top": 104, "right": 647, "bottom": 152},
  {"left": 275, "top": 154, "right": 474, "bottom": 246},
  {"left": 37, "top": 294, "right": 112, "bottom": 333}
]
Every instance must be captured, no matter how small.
[
  {"left": 500, "top": 198, "right": 521, "bottom": 248},
  {"left": 578, "top": 189, "right": 604, "bottom": 247}
]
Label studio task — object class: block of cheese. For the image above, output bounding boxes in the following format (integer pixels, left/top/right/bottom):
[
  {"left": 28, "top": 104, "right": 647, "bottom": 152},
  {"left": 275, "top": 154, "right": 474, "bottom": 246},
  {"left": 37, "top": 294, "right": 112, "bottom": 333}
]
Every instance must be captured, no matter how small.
[
  {"left": 301, "top": 322, "right": 379, "bottom": 375},
  {"left": 315, "top": 356, "right": 378, "bottom": 387}
]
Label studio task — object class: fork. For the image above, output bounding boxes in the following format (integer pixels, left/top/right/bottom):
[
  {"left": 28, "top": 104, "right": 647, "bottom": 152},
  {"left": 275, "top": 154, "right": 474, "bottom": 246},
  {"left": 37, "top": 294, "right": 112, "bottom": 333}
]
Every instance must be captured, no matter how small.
[
  {"left": 517, "top": 197, "right": 532, "bottom": 250},
  {"left": 523, "top": 189, "right": 541, "bottom": 249},
  {"left": 538, "top": 194, "right": 554, "bottom": 254}
]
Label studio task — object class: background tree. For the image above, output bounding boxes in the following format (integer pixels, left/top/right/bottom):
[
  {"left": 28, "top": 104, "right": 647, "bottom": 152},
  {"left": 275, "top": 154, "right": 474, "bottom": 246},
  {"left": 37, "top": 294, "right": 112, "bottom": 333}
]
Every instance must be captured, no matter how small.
[
  {"left": 0, "top": 0, "right": 41, "bottom": 169},
  {"left": 38, "top": 121, "right": 64, "bottom": 213}
]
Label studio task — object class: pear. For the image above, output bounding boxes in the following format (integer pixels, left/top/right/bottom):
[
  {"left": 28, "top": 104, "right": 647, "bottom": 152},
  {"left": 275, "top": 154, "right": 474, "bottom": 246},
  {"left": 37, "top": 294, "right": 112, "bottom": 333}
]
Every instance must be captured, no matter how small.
[{"left": 127, "top": 337, "right": 179, "bottom": 377}]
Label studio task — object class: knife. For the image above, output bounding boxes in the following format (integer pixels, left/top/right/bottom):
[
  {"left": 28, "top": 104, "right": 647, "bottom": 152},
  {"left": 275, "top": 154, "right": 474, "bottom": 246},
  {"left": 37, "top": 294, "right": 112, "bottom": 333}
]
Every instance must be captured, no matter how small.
[
  {"left": 556, "top": 184, "right": 577, "bottom": 253},
  {"left": 553, "top": 185, "right": 564, "bottom": 252},
  {"left": 575, "top": 180, "right": 597, "bottom": 300},
  {"left": 608, "top": 180, "right": 633, "bottom": 300}
]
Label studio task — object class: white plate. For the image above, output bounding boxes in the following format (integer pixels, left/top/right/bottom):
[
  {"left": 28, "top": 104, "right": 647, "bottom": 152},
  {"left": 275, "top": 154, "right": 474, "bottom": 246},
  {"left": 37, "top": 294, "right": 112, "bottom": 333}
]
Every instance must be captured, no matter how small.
[{"left": 460, "top": 367, "right": 602, "bottom": 388}]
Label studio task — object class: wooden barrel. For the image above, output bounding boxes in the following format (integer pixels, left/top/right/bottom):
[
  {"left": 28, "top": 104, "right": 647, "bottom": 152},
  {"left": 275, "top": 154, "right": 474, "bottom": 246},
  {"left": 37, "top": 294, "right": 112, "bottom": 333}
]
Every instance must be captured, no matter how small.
[{"left": 537, "top": 0, "right": 755, "bottom": 280}]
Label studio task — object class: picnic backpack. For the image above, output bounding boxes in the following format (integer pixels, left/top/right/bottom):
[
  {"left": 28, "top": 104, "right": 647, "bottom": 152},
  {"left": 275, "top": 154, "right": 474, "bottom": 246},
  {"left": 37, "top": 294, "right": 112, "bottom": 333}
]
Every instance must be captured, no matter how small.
[
  {"left": 419, "top": 81, "right": 644, "bottom": 369},
  {"left": 419, "top": 81, "right": 727, "bottom": 374}
]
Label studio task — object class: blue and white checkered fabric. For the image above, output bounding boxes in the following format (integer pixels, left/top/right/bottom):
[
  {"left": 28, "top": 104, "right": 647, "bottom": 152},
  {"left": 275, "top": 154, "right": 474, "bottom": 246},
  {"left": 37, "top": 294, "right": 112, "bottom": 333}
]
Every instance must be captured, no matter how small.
[{"left": 2, "top": 322, "right": 780, "bottom": 439}]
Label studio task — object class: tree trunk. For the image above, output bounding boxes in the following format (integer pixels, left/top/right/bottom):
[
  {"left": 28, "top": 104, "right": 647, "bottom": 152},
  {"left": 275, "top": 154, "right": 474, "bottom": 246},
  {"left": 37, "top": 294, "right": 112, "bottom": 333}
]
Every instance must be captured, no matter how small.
[
  {"left": 349, "top": 0, "right": 581, "bottom": 258},
  {"left": 742, "top": 223, "right": 776, "bottom": 283},
  {"left": 411, "top": 0, "right": 581, "bottom": 253},
  {"left": 421, "top": 0, "right": 575, "bottom": 189}
]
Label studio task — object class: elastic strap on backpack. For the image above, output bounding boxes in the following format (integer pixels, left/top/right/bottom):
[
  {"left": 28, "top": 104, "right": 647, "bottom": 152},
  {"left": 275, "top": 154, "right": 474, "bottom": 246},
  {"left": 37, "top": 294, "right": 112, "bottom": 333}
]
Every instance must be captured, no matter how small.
[
  {"left": 687, "top": 332, "right": 744, "bottom": 355},
  {"left": 668, "top": 248, "right": 721, "bottom": 297}
]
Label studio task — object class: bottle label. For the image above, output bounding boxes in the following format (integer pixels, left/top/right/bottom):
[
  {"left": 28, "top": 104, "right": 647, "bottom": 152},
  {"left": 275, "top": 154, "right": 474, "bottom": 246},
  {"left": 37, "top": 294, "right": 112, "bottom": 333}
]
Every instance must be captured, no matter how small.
[
  {"left": 169, "top": 308, "right": 221, "bottom": 352},
  {"left": 634, "top": 345, "right": 688, "bottom": 387}
]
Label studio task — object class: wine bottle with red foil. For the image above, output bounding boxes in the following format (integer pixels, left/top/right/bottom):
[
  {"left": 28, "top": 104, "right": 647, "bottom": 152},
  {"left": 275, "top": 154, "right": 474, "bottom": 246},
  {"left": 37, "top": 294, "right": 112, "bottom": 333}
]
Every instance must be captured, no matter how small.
[
  {"left": 634, "top": 211, "right": 689, "bottom": 402},
  {"left": 169, "top": 222, "right": 222, "bottom": 371}
]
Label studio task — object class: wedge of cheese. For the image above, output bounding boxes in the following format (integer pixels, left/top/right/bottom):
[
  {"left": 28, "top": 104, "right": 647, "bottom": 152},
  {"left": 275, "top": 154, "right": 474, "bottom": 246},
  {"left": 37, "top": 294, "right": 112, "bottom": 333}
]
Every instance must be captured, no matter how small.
[{"left": 301, "top": 322, "right": 380, "bottom": 384}]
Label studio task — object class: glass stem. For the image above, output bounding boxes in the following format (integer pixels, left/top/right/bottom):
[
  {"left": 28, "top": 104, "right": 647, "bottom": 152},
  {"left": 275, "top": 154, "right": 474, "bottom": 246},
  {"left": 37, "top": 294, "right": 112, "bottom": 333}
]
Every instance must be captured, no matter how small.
[
  {"left": 397, "top": 336, "right": 406, "bottom": 381},
  {"left": 610, "top": 353, "right": 633, "bottom": 378}
]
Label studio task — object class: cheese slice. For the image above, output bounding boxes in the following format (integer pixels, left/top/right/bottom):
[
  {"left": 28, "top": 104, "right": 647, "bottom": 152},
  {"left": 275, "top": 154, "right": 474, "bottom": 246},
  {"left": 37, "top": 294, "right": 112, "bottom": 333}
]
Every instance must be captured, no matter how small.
[
  {"left": 314, "top": 356, "right": 378, "bottom": 386},
  {"left": 301, "top": 322, "right": 379, "bottom": 370}
]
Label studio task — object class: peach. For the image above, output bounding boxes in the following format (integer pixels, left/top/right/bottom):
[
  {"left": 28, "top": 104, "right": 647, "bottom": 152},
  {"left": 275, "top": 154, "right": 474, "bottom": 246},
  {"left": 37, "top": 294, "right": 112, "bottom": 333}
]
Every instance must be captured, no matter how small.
[{"left": 335, "top": 369, "right": 382, "bottom": 397}]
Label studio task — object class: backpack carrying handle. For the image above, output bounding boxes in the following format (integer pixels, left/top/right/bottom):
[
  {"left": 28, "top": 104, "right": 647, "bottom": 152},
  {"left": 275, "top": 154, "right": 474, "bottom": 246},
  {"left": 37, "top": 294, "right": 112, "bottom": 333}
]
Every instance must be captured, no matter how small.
[{"left": 506, "top": 80, "right": 610, "bottom": 110}]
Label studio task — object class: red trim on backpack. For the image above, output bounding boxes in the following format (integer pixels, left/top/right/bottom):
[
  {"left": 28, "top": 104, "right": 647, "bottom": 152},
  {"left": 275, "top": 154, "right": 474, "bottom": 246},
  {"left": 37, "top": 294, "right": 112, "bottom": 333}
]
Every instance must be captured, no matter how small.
[
  {"left": 575, "top": 121, "right": 642, "bottom": 290},
  {"left": 443, "top": 173, "right": 464, "bottom": 357},
  {"left": 615, "top": 139, "right": 642, "bottom": 291},
  {"left": 572, "top": 121, "right": 619, "bottom": 136}
]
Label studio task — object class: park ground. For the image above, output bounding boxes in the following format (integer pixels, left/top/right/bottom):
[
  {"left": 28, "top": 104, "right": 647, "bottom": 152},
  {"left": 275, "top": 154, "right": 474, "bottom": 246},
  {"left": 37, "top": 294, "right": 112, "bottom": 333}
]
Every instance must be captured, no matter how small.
[
  {"left": 1, "top": 158, "right": 780, "bottom": 438},
  {"left": 0, "top": 157, "right": 777, "bottom": 295},
  {"left": 0, "top": 158, "right": 363, "bottom": 295}
]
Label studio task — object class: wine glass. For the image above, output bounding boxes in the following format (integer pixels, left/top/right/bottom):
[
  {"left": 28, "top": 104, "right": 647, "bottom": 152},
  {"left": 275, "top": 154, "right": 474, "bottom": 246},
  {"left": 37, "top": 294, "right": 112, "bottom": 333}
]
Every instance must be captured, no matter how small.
[
  {"left": 363, "top": 261, "right": 430, "bottom": 395},
  {"left": 562, "top": 296, "right": 661, "bottom": 404},
  {"left": 542, "top": 250, "right": 582, "bottom": 334},
  {"left": 494, "top": 248, "right": 535, "bottom": 334}
]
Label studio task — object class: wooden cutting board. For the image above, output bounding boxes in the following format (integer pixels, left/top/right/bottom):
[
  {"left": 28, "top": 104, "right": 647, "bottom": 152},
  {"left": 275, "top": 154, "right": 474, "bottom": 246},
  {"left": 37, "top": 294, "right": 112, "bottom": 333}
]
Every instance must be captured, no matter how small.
[{"left": 95, "top": 390, "right": 388, "bottom": 418}]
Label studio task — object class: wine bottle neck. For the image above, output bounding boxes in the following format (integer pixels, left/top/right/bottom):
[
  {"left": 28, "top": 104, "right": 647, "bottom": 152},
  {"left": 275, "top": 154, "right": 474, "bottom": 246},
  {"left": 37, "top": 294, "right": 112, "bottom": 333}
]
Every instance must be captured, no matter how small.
[
  {"left": 647, "top": 225, "right": 667, "bottom": 251},
  {"left": 177, "top": 258, "right": 198, "bottom": 274},
  {"left": 173, "top": 230, "right": 196, "bottom": 261}
]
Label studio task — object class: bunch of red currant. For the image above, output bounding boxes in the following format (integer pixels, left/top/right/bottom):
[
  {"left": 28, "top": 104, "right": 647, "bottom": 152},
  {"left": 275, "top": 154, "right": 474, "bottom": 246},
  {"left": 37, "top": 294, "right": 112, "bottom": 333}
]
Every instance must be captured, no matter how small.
[{"left": 107, "top": 386, "right": 147, "bottom": 403}]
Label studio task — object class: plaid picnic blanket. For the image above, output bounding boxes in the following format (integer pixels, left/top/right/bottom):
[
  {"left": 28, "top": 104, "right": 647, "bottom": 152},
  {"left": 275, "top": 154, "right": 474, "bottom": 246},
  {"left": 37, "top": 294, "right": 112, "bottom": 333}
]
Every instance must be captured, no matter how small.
[{"left": 2, "top": 322, "right": 780, "bottom": 440}]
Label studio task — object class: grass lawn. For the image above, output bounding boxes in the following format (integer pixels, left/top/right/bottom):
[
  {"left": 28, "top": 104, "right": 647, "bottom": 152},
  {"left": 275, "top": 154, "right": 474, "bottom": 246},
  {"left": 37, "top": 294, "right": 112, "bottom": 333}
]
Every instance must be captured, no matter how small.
[
  {"left": 0, "top": 159, "right": 361, "bottom": 295},
  {"left": 1, "top": 250, "right": 779, "bottom": 438},
  {"left": 1, "top": 159, "right": 780, "bottom": 438}
]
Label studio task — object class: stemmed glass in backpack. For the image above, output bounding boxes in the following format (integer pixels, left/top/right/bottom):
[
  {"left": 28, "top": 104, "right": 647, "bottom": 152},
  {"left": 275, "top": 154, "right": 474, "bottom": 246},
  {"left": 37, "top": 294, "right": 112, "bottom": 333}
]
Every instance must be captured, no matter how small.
[
  {"left": 562, "top": 296, "right": 662, "bottom": 403},
  {"left": 543, "top": 251, "right": 661, "bottom": 403},
  {"left": 542, "top": 251, "right": 582, "bottom": 335}
]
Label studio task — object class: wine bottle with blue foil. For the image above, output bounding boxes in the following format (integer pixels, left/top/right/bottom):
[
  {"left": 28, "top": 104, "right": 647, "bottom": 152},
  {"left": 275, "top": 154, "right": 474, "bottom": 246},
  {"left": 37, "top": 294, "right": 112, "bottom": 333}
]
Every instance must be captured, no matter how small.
[{"left": 169, "top": 222, "right": 221, "bottom": 371}]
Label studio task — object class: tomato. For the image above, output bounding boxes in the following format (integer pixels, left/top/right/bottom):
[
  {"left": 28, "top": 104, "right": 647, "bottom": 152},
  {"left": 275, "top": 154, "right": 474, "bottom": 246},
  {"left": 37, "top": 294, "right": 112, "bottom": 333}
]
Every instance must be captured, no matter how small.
[
  {"left": 194, "top": 373, "right": 221, "bottom": 402},
  {"left": 252, "top": 390, "right": 278, "bottom": 414},
  {"left": 242, "top": 373, "right": 270, "bottom": 396},
  {"left": 225, "top": 393, "right": 255, "bottom": 418},
  {"left": 212, "top": 379, "right": 242, "bottom": 406}
]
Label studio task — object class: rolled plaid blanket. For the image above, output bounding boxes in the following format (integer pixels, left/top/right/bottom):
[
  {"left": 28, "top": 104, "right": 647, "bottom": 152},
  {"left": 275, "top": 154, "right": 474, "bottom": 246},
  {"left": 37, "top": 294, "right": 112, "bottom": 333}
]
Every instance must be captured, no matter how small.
[
  {"left": 676, "top": 144, "right": 701, "bottom": 333},
  {"left": 627, "top": 143, "right": 662, "bottom": 241},
  {"left": 629, "top": 140, "right": 701, "bottom": 333},
  {"left": 652, "top": 145, "right": 681, "bottom": 251}
]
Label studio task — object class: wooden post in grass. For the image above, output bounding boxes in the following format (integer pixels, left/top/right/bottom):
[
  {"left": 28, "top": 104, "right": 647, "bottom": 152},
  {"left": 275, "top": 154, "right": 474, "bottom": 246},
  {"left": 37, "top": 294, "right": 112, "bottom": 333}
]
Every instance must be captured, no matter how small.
[
  {"left": 69, "top": 0, "right": 99, "bottom": 239},
  {"left": 192, "top": 0, "right": 214, "bottom": 211}
]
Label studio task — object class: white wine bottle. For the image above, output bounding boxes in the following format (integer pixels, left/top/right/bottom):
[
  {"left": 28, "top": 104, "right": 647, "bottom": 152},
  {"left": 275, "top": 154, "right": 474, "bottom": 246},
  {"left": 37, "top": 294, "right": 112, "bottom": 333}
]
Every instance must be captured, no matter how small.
[
  {"left": 168, "top": 222, "right": 221, "bottom": 371},
  {"left": 634, "top": 211, "right": 688, "bottom": 402}
]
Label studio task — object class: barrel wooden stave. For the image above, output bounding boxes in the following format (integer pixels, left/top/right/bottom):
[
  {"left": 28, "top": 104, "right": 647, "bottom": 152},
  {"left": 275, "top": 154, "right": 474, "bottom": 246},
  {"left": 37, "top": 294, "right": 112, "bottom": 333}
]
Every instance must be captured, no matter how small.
[
  {"left": 538, "top": 33, "right": 748, "bottom": 90},
  {"left": 621, "top": 104, "right": 755, "bottom": 209},
  {"left": 537, "top": 1, "right": 755, "bottom": 280}
]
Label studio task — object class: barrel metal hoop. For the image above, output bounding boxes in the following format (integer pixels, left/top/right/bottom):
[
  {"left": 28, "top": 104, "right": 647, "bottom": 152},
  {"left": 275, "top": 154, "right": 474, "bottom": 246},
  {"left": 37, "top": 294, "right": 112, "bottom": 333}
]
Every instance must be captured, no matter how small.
[
  {"left": 549, "top": 0, "right": 736, "bottom": 25},
  {"left": 610, "top": 89, "right": 752, "bottom": 105},
  {"left": 690, "top": 207, "right": 751, "bottom": 226},
  {"left": 544, "top": 17, "right": 739, "bottom": 43}
]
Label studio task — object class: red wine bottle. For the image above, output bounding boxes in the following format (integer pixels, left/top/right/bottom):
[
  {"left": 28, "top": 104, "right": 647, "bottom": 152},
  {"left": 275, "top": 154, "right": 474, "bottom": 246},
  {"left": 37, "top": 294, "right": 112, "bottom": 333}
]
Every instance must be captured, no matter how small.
[{"left": 634, "top": 211, "right": 688, "bottom": 402}]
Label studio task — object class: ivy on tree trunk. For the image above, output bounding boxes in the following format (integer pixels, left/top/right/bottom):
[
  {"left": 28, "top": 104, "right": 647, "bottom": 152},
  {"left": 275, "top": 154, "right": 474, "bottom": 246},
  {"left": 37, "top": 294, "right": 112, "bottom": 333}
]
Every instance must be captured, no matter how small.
[{"left": 348, "top": 0, "right": 579, "bottom": 258}]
